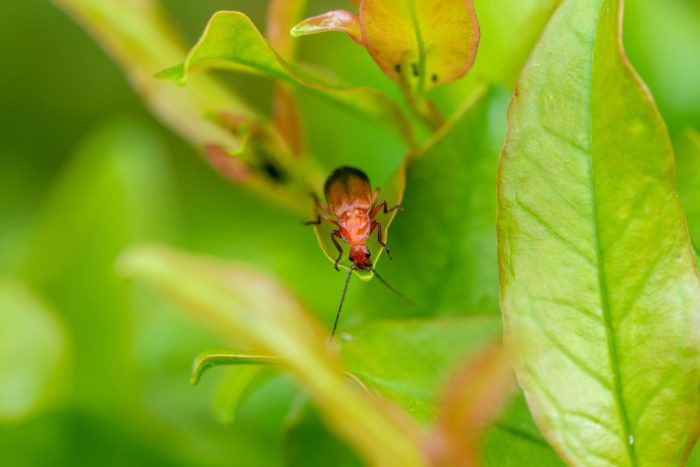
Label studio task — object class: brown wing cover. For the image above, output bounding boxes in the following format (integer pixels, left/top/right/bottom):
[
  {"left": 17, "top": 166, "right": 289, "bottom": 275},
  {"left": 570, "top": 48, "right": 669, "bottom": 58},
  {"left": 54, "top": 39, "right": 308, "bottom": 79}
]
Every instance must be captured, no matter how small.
[{"left": 324, "top": 166, "right": 372, "bottom": 218}]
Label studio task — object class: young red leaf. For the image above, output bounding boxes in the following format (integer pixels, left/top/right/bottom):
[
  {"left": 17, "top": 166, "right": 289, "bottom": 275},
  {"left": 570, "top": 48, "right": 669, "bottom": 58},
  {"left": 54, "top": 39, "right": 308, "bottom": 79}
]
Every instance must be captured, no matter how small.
[{"left": 291, "top": 10, "right": 363, "bottom": 45}]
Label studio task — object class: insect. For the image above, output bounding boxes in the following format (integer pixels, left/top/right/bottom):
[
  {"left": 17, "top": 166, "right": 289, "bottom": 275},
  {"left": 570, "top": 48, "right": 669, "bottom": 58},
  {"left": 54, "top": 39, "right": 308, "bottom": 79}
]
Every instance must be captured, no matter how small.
[{"left": 305, "top": 166, "right": 414, "bottom": 338}]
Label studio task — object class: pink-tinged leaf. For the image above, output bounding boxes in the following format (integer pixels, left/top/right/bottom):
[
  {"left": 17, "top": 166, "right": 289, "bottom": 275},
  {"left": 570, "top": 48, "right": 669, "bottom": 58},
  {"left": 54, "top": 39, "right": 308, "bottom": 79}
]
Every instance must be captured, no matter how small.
[
  {"left": 265, "top": 0, "right": 308, "bottom": 59},
  {"left": 272, "top": 85, "right": 306, "bottom": 156},
  {"left": 359, "top": 0, "right": 479, "bottom": 93},
  {"left": 204, "top": 144, "right": 251, "bottom": 183},
  {"left": 291, "top": 10, "right": 363, "bottom": 45},
  {"left": 265, "top": 0, "right": 308, "bottom": 156},
  {"left": 426, "top": 345, "right": 514, "bottom": 467}
]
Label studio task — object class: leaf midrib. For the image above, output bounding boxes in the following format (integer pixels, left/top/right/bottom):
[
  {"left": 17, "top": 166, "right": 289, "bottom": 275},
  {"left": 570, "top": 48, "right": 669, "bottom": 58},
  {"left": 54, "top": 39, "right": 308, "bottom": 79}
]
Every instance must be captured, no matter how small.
[{"left": 586, "top": 2, "right": 637, "bottom": 464}]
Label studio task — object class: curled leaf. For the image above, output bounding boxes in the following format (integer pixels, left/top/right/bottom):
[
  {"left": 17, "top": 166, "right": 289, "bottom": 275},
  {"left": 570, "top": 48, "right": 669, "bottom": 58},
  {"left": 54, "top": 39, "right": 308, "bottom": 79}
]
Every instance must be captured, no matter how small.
[
  {"left": 291, "top": 10, "right": 363, "bottom": 45},
  {"left": 190, "top": 350, "right": 280, "bottom": 385}
]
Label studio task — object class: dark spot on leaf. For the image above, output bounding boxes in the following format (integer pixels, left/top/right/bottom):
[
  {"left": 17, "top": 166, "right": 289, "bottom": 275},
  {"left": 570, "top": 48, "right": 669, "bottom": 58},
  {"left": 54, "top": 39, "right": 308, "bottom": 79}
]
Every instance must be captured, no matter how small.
[
  {"left": 260, "top": 161, "right": 286, "bottom": 183},
  {"left": 411, "top": 63, "right": 419, "bottom": 77},
  {"left": 394, "top": 64, "right": 401, "bottom": 74},
  {"left": 432, "top": 74, "right": 438, "bottom": 83}
]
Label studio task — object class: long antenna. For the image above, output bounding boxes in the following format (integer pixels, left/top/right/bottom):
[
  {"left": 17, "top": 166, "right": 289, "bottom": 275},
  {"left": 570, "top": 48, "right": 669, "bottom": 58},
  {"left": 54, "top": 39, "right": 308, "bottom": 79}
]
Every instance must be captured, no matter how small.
[
  {"left": 331, "top": 265, "right": 355, "bottom": 340},
  {"left": 370, "top": 266, "right": 416, "bottom": 307}
]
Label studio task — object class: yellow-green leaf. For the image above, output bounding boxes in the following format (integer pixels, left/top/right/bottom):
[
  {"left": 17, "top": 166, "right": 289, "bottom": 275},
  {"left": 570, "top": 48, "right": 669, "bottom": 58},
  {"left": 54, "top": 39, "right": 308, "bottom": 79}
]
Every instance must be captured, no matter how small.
[
  {"left": 498, "top": 0, "right": 700, "bottom": 464},
  {"left": 158, "top": 11, "right": 413, "bottom": 145}
]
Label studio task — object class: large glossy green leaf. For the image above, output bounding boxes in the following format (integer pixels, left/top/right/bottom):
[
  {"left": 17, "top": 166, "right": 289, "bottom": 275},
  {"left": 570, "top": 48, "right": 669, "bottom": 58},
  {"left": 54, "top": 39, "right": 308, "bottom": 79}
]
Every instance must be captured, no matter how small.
[
  {"left": 158, "top": 11, "right": 413, "bottom": 145},
  {"left": 498, "top": 0, "right": 700, "bottom": 464},
  {"left": 118, "top": 244, "right": 427, "bottom": 466},
  {"left": 364, "top": 85, "right": 508, "bottom": 317}
]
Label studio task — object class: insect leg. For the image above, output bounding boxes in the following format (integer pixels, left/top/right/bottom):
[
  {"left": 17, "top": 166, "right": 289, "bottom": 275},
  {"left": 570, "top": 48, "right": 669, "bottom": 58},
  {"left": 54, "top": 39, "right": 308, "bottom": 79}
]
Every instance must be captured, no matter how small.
[
  {"left": 370, "top": 187, "right": 380, "bottom": 205},
  {"left": 331, "top": 230, "right": 344, "bottom": 271},
  {"left": 369, "top": 200, "right": 402, "bottom": 220},
  {"left": 303, "top": 215, "right": 338, "bottom": 226},
  {"left": 369, "top": 221, "right": 391, "bottom": 260},
  {"left": 311, "top": 192, "right": 333, "bottom": 215}
]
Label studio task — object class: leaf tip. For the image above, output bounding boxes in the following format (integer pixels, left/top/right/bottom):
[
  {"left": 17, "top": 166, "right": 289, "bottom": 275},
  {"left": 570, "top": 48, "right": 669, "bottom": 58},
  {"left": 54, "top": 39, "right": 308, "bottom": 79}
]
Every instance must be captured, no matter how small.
[{"left": 154, "top": 63, "right": 188, "bottom": 85}]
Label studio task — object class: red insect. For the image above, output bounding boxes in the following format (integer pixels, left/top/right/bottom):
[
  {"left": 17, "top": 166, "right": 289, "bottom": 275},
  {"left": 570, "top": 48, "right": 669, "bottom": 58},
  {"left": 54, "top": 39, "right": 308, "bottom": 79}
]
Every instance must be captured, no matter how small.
[{"left": 305, "top": 166, "right": 413, "bottom": 338}]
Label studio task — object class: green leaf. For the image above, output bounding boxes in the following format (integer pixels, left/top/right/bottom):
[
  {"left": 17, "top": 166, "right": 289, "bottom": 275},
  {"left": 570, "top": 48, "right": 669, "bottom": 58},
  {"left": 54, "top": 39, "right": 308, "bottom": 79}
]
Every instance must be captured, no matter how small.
[
  {"left": 498, "top": 0, "right": 700, "bottom": 464},
  {"left": 311, "top": 164, "right": 405, "bottom": 280},
  {"left": 339, "top": 316, "right": 501, "bottom": 423},
  {"left": 366, "top": 85, "right": 508, "bottom": 316},
  {"left": 118, "top": 244, "right": 427, "bottom": 466},
  {"left": 158, "top": 11, "right": 413, "bottom": 145},
  {"left": 0, "top": 279, "right": 70, "bottom": 421},
  {"left": 675, "top": 128, "right": 700, "bottom": 265},
  {"left": 358, "top": 0, "right": 479, "bottom": 93}
]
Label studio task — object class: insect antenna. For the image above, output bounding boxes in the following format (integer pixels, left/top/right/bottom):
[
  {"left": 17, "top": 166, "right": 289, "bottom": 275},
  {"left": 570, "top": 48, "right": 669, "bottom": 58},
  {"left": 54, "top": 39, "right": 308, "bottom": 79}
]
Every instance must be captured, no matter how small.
[
  {"left": 331, "top": 265, "right": 355, "bottom": 340},
  {"left": 370, "top": 266, "right": 416, "bottom": 307}
]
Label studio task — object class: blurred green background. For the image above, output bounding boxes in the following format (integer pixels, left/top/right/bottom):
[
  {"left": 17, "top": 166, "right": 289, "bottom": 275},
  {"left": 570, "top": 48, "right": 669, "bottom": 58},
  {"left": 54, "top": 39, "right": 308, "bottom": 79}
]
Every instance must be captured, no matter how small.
[{"left": 1, "top": 0, "right": 699, "bottom": 465}]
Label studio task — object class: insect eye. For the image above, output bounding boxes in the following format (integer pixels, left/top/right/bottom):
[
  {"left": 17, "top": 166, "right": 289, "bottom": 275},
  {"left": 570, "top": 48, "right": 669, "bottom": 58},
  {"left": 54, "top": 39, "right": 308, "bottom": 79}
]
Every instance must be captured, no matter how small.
[{"left": 365, "top": 251, "right": 370, "bottom": 258}]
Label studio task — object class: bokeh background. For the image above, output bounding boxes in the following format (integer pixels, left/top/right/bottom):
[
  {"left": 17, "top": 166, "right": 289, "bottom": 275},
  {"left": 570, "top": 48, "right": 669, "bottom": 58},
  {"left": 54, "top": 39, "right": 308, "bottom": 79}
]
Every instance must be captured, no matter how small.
[{"left": 1, "top": 0, "right": 699, "bottom": 465}]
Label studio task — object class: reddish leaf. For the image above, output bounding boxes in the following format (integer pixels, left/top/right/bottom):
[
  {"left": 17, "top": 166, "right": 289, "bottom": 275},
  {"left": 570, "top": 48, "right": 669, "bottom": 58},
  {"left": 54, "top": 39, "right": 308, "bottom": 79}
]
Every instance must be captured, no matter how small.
[{"left": 291, "top": 10, "right": 363, "bottom": 45}]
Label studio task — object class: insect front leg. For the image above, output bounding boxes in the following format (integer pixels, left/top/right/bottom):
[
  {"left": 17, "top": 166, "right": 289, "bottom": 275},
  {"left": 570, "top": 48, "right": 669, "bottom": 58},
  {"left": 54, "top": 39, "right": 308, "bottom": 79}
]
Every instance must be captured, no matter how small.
[
  {"left": 303, "top": 214, "right": 338, "bottom": 226},
  {"left": 369, "top": 200, "right": 402, "bottom": 220},
  {"left": 331, "top": 230, "right": 344, "bottom": 271},
  {"left": 369, "top": 221, "right": 391, "bottom": 260},
  {"left": 311, "top": 192, "right": 333, "bottom": 215},
  {"left": 370, "top": 187, "right": 380, "bottom": 205}
]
